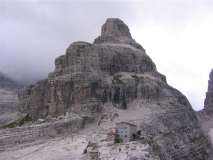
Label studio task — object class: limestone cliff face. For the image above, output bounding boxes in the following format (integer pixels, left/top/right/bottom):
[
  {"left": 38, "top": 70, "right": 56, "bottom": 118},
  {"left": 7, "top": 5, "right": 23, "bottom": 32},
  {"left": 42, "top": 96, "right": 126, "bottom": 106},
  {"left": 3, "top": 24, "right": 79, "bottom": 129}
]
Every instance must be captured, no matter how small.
[
  {"left": 19, "top": 18, "right": 160, "bottom": 120},
  {"left": 18, "top": 18, "right": 213, "bottom": 160}
]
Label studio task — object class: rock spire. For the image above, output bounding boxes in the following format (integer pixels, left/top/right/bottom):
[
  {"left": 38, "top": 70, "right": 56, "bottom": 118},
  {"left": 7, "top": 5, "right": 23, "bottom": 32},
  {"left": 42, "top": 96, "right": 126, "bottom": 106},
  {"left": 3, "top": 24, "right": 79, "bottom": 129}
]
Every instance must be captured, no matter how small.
[
  {"left": 204, "top": 69, "right": 213, "bottom": 112},
  {"left": 94, "top": 18, "right": 143, "bottom": 49}
]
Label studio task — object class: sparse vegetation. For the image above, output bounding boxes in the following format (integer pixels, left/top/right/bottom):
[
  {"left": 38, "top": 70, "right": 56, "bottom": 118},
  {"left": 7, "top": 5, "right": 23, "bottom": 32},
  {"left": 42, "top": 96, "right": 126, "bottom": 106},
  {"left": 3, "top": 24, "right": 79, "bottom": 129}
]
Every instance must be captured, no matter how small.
[
  {"left": 114, "top": 134, "right": 123, "bottom": 143},
  {"left": 1, "top": 114, "right": 32, "bottom": 129}
]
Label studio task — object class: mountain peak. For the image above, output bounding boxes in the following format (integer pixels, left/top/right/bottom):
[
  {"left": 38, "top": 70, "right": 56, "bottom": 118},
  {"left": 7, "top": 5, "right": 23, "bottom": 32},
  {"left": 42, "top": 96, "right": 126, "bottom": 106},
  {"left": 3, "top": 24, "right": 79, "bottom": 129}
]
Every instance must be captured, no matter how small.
[
  {"left": 101, "top": 18, "right": 132, "bottom": 38},
  {"left": 94, "top": 18, "right": 142, "bottom": 49}
]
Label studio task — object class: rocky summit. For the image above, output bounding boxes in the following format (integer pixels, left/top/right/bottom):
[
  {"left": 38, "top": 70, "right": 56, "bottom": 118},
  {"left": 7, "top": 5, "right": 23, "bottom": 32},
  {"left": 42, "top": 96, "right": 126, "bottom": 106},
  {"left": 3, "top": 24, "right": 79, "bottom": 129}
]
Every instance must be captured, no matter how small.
[{"left": 1, "top": 18, "right": 213, "bottom": 160}]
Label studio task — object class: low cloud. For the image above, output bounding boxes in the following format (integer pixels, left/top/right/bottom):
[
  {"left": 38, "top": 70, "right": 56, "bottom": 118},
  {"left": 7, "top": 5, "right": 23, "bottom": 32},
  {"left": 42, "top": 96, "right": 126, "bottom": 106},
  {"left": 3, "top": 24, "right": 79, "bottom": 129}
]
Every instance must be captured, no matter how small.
[{"left": 1, "top": 0, "right": 213, "bottom": 110}]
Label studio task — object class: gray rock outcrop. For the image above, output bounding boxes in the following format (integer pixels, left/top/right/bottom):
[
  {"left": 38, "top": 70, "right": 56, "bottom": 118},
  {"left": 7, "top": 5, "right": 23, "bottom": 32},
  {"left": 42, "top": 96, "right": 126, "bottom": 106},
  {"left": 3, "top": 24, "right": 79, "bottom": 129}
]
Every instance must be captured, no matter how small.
[
  {"left": 204, "top": 69, "right": 213, "bottom": 112},
  {"left": 94, "top": 18, "right": 143, "bottom": 49},
  {"left": 17, "top": 18, "right": 213, "bottom": 159},
  {"left": 197, "top": 69, "right": 213, "bottom": 143}
]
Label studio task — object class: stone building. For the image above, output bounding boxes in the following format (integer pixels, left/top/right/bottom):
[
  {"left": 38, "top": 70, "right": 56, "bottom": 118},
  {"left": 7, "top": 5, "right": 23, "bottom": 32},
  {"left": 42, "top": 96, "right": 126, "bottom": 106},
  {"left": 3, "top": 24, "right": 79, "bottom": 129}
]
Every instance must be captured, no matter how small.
[{"left": 116, "top": 122, "right": 137, "bottom": 142}]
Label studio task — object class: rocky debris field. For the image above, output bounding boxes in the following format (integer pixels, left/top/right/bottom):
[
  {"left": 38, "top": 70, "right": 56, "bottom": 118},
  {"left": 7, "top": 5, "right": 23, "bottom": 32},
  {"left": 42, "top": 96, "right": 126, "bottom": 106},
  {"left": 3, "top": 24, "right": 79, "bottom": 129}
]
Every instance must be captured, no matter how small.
[{"left": 0, "top": 105, "right": 160, "bottom": 160}]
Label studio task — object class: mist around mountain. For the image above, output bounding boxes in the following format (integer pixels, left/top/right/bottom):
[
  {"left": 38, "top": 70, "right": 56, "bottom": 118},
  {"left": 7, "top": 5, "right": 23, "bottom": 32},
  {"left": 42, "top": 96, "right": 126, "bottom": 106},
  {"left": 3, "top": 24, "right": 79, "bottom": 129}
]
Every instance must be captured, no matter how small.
[{"left": 0, "top": 72, "right": 21, "bottom": 89}]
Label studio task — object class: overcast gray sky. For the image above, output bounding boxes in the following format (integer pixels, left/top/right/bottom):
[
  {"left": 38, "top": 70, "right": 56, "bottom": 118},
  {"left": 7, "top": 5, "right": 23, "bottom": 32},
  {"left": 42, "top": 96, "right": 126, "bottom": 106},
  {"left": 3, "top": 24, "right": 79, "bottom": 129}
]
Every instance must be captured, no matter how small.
[{"left": 1, "top": 0, "right": 213, "bottom": 110}]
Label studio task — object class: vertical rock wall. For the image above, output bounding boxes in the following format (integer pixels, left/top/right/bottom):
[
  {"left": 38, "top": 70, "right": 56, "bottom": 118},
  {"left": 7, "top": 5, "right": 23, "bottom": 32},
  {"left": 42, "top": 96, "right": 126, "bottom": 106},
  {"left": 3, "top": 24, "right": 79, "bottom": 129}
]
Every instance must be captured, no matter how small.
[{"left": 204, "top": 69, "right": 213, "bottom": 112}]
